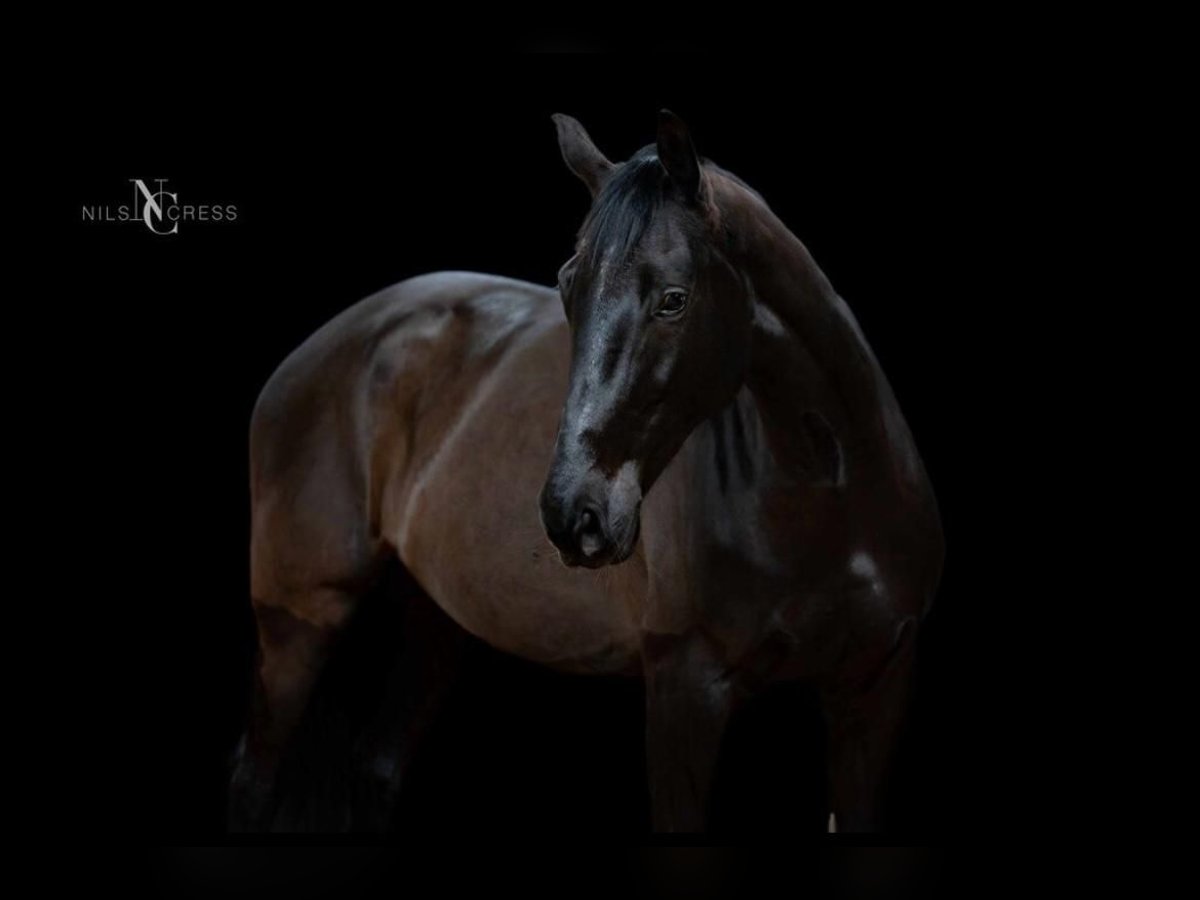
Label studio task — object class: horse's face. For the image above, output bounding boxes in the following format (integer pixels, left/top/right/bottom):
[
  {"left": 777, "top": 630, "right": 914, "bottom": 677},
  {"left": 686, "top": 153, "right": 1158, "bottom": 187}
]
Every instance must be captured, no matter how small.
[{"left": 539, "top": 112, "right": 753, "bottom": 568}]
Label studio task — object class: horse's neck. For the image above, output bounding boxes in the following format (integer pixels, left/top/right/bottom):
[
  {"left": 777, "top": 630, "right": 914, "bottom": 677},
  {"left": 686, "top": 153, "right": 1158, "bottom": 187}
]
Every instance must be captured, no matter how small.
[{"left": 719, "top": 180, "right": 916, "bottom": 484}]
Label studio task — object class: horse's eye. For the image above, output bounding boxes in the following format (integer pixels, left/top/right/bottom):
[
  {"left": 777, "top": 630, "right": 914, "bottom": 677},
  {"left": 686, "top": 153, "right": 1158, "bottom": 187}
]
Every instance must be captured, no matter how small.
[{"left": 654, "top": 289, "right": 689, "bottom": 319}]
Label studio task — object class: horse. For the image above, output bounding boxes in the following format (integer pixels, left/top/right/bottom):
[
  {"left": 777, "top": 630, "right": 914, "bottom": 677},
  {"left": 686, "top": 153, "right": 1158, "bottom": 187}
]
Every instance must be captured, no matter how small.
[{"left": 228, "top": 110, "right": 944, "bottom": 833}]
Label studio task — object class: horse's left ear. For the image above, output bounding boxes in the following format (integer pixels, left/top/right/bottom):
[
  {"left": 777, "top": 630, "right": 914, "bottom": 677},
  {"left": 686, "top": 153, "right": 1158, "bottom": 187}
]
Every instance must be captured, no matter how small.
[
  {"left": 657, "top": 109, "right": 702, "bottom": 203},
  {"left": 553, "top": 113, "right": 614, "bottom": 197}
]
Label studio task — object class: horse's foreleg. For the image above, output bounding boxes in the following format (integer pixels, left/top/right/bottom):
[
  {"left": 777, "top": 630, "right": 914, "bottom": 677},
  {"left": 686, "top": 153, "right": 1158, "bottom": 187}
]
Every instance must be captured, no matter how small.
[
  {"left": 820, "top": 617, "right": 917, "bottom": 833},
  {"left": 229, "top": 589, "right": 358, "bottom": 831},
  {"left": 642, "top": 633, "right": 738, "bottom": 833}
]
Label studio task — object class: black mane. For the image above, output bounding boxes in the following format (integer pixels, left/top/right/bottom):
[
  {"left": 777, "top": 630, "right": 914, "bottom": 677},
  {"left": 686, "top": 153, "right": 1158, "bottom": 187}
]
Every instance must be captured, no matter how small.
[
  {"left": 578, "top": 147, "right": 757, "bottom": 267},
  {"left": 579, "top": 146, "right": 665, "bottom": 267}
]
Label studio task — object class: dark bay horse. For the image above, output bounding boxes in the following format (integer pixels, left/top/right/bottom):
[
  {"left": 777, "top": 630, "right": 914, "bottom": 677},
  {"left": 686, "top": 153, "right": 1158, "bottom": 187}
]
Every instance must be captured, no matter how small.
[{"left": 230, "top": 111, "right": 943, "bottom": 832}]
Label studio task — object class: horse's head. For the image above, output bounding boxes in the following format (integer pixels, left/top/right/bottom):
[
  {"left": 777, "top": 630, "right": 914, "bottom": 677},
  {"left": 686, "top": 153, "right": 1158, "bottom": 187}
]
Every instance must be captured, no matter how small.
[{"left": 539, "top": 111, "right": 754, "bottom": 568}]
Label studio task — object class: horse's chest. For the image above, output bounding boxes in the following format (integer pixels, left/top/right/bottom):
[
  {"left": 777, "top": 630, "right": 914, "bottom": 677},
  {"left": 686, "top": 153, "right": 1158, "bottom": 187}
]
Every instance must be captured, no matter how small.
[{"left": 690, "top": 540, "right": 903, "bottom": 685}]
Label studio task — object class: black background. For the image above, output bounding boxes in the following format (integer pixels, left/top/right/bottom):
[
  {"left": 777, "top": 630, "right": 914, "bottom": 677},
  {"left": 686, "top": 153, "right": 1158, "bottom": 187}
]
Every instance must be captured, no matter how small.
[{"left": 45, "top": 63, "right": 1046, "bottom": 839}]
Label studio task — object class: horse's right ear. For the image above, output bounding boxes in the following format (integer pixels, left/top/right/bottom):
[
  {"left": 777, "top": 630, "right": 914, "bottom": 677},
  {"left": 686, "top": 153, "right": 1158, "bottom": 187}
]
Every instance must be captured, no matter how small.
[{"left": 552, "top": 114, "right": 614, "bottom": 197}]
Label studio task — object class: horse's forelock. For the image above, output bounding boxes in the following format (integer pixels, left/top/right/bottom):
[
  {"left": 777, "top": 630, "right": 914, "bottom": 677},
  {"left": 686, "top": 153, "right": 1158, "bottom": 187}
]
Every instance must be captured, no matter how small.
[{"left": 578, "top": 148, "right": 665, "bottom": 270}]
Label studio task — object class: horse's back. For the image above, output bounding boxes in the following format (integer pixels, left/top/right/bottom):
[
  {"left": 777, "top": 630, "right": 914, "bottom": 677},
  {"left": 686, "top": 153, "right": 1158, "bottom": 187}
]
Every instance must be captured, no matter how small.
[{"left": 250, "top": 273, "right": 546, "bottom": 487}]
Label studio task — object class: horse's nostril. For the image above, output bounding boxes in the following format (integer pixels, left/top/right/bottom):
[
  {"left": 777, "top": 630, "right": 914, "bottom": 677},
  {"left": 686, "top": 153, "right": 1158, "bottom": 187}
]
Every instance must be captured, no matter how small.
[{"left": 576, "top": 505, "right": 606, "bottom": 557}]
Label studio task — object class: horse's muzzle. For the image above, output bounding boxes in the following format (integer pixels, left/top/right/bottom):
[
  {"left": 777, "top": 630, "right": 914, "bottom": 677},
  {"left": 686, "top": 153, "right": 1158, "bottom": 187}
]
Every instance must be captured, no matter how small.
[{"left": 538, "top": 484, "right": 639, "bottom": 568}]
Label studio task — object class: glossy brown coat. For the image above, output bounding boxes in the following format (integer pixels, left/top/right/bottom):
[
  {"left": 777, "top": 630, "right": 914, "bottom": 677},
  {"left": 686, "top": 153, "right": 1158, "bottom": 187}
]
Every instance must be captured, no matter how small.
[{"left": 230, "top": 114, "right": 943, "bottom": 833}]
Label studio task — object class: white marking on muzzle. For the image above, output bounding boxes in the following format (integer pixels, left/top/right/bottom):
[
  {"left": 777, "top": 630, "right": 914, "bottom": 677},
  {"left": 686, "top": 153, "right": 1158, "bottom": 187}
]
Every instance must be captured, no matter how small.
[{"left": 609, "top": 460, "right": 641, "bottom": 514}]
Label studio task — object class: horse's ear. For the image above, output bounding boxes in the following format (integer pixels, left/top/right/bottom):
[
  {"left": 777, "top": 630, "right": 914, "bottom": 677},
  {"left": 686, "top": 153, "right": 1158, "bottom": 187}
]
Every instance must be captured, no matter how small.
[
  {"left": 552, "top": 114, "right": 614, "bottom": 197},
  {"left": 657, "top": 109, "right": 702, "bottom": 203}
]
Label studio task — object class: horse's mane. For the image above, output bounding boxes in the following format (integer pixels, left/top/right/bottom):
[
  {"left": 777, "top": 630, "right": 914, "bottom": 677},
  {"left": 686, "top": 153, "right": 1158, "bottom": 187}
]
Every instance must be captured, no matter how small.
[
  {"left": 578, "top": 146, "right": 664, "bottom": 267},
  {"left": 578, "top": 145, "right": 765, "bottom": 266}
]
